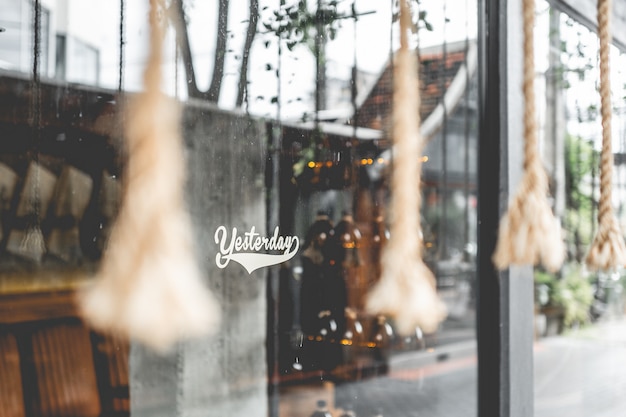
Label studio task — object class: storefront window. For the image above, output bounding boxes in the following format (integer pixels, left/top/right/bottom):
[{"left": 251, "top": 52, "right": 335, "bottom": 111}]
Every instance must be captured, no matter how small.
[
  {"left": 532, "top": 2, "right": 626, "bottom": 416},
  {"left": 3, "top": 0, "right": 625, "bottom": 416},
  {"left": 0, "top": 1, "right": 479, "bottom": 416}
]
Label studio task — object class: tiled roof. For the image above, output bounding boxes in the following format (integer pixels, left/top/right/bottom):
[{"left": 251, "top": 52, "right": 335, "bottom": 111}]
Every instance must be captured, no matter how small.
[{"left": 355, "top": 41, "right": 472, "bottom": 136}]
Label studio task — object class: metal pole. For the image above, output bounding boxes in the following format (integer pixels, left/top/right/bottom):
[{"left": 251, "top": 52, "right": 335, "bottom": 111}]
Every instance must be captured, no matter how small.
[{"left": 477, "top": 0, "right": 535, "bottom": 416}]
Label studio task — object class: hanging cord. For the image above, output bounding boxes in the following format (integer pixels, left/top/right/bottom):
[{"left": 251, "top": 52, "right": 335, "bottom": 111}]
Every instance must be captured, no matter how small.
[
  {"left": 350, "top": 2, "right": 359, "bottom": 210},
  {"left": 79, "top": 0, "right": 220, "bottom": 352},
  {"left": 439, "top": 0, "right": 448, "bottom": 259},
  {"left": 492, "top": 0, "right": 565, "bottom": 272},
  {"left": 118, "top": 0, "right": 125, "bottom": 92},
  {"left": 32, "top": 0, "right": 41, "bottom": 127},
  {"left": 31, "top": 0, "right": 41, "bottom": 200},
  {"left": 22, "top": 0, "right": 46, "bottom": 260},
  {"left": 586, "top": 0, "right": 626, "bottom": 269},
  {"left": 366, "top": 0, "right": 446, "bottom": 335},
  {"left": 463, "top": 0, "right": 471, "bottom": 257},
  {"left": 388, "top": 0, "right": 394, "bottom": 131},
  {"left": 351, "top": 1, "right": 358, "bottom": 140}
]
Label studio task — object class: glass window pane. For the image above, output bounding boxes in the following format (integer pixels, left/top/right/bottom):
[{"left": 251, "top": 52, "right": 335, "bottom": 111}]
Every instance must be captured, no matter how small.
[
  {"left": 533, "top": 2, "right": 626, "bottom": 416},
  {"left": 0, "top": 1, "right": 480, "bottom": 416},
  {"left": 264, "top": 1, "right": 479, "bottom": 416}
]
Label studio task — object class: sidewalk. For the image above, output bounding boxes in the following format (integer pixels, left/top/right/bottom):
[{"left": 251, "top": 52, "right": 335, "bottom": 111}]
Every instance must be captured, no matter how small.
[
  {"left": 535, "top": 319, "right": 626, "bottom": 417},
  {"left": 280, "top": 319, "right": 626, "bottom": 417}
]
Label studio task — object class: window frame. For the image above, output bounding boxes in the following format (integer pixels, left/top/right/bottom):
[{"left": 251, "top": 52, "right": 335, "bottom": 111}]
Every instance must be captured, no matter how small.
[{"left": 477, "top": 0, "right": 535, "bottom": 416}]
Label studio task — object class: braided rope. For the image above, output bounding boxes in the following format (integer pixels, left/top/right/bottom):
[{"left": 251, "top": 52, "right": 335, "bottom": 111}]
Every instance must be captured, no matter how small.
[
  {"left": 586, "top": 0, "right": 626, "bottom": 270},
  {"left": 366, "top": 0, "right": 446, "bottom": 335},
  {"left": 522, "top": 0, "right": 539, "bottom": 177},
  {"left": 492, "top": 0, "right": 565, "bottom": 272},
  {"left": 598, "top": 0, "right": 613, "bottom": 223},
  {"left": 79, "top": 0, "right": 220, "bottom": 351}
]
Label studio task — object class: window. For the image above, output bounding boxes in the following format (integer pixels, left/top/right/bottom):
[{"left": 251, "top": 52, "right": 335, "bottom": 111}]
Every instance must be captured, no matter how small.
[
  {"left": 1, "top": 1, "right": 625, "bottom": 417},
  {"left": 0, "top": 0, "right": 50, "bottom": 75}
]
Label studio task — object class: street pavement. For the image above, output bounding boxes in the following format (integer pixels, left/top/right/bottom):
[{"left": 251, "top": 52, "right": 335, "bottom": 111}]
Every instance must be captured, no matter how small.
[
  {"left": 534, "top": 320, "right": 626, "bottom": 417},
  {"left": 287, "top": 319, "right": 626, "bottom": 417}
]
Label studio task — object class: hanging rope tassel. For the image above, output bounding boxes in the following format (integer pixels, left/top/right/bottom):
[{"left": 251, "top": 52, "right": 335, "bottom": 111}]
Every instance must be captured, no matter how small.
[
  {"left": 78, "top": 0, "right": 220, "bottom": 352},
  {"left": 492, "top": 0, "right": 565, "bottom": 272},
  {"left": 365, "top": 0, "right": 446, "bottom": 336},
  {"left": 586, "top": 0, "right": 626, "bottom": 270}
]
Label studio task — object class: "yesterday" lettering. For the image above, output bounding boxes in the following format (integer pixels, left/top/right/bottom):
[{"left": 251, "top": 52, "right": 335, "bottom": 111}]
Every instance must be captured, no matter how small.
[{"left": 214, "top": 226, "right": 299, "bottom": 273}]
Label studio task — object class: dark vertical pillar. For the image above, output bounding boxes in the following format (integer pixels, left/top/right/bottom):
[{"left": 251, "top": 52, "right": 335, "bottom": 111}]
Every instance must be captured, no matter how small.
[
  {"left": 477, "top": 0, "right": 534, "bottom": 416},
  {"left": 266, "top": 123, "right": 282, "bottom": 417},
  {"left": 476, "top": 0, "right": 503, "bottom": 413}
]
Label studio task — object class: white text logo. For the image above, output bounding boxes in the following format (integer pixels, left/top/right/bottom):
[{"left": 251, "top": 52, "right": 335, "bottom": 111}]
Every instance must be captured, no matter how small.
[{"left": 214, "top": 226, "right": 299, "bottom": 273}]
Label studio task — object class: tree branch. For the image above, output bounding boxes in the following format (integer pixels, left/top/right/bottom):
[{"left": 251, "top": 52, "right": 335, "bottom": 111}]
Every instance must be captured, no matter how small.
[
  {"left": 236, "top": 0, "right": 259, "bottom": 107},
  {"left": 168, "top": 0, "right": 201, "bottom": 98},
  {"left": 207, "top": 0, "right": 230, "bottom": 102}
]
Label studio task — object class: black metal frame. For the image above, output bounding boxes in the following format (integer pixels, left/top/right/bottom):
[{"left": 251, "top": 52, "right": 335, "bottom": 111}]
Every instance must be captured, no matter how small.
[
  {"left": 476, "top": 0, "right": 503, "bottom": 414},
  {"left": 549, "top": 0, "right": 626, "bottom": 52},
  {"left": 477, "top": 0, "right": 626, "bottom": 415},
  {"left": 477, "top": 0, "right": 535, "bottom": 416}
]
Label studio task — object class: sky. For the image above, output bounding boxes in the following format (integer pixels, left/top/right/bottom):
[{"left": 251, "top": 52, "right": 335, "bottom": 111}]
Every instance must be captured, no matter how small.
[
  {"left": 77, "top": 0, "right": 477, "bottom": 119},
  {"left": 55, "top": 0, "right": 626, "bottom": 143}
]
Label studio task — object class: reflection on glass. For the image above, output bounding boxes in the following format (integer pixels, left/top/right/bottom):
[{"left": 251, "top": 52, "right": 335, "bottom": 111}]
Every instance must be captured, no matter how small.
[
  {"left": 274, "top": 2, "right": 478, "bottom": 415},
  {"left": 0, "top": 1, "right": 480, "bottom": 416},
  {"left": 533, "top": 2, "right": 626, "bottom": 416}
]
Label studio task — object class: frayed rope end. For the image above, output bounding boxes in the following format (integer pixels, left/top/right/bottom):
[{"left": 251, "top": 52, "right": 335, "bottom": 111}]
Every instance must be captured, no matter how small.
[
  {"left": 78, "top": 266, "right": 221, "bottom": 354},
  {"left": 493, "top": 181, "right": 565, "bottom": 273},
  {"left": 586, "top": 215, "right": 626, "bottom": 271},
  {"left": 366, "top": 259, "right": 447, "bottom": 336}
]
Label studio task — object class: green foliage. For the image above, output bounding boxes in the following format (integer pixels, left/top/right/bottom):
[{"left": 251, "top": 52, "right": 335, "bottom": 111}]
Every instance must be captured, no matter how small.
[
  {"left": 392, "top": 1, "right": 434, "bottom": 33},
  {"left": 564, "top": 134, "right": 597, "bottom": 258},
  {"left": 552, "top": 266, "right": 594, "bottom": 327},
  {"left": 534, "top": 269, "right": 557, "bottom": 286},
  {"left": 262, "top": 0, "right": 347, "bottom": 53},
  {"left": 549, "top": 11, "right": 594, "bottom": 90},
  {"left": 535, "top": 265, "right": 594, "bottom": 328},
  {"left": 422, "top": 193, "right": 467, "bottom": 259},
  {"left": 292, "top": 144, "right": 315, "bottom": 178},
  {"left": 534, "top": 269, "right": 557, "bottom": 307}
]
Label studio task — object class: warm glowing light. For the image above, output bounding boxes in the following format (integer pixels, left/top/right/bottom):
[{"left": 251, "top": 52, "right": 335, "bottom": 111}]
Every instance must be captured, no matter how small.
[
  {"left": 422, "top": 156, "right": 429, "bottom": 162},
  {"left": 307, "top": 161, "right": 315, "bottom": 168},
  {"left": 367, "top": 158, "right": 374, "bottom": 165},
  {"left": 377, "top": 158, "right": 385, "bottom": 164},
  {"left": 325, "top": 161, "right": 333, "bottom": 167},
  {"left": 361, "top": 158, "right": 368, "bottom": 165}
]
